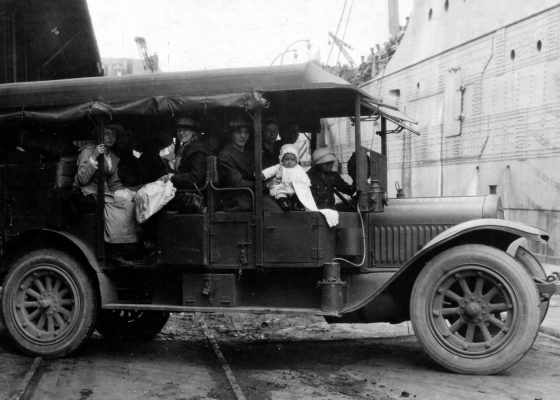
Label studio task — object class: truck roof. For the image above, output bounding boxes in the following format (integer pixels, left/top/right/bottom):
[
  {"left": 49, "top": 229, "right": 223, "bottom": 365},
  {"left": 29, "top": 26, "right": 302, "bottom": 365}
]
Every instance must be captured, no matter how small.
[{"left": 0, "top": 62, "right": 416, "bottom": 133}]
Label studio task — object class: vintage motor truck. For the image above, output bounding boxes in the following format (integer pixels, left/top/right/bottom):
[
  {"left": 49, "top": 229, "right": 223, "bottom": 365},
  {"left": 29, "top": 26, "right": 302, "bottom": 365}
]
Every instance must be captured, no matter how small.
[{"left": 0, "top": 62, "right": 557, "bottom": 374}]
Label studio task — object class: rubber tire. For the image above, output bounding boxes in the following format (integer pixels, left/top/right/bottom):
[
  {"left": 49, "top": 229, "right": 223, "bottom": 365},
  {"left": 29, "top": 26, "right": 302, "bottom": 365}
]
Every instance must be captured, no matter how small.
[
  {"left": 515, "top": 245, "right": 549, "bottom": 323},
  {"left": 96, "top": 310, "right": 170, "bottom": 340},
  {"left": 410, "top": 244, "right": 540, "bottom": 375},
  {"left": 0, "top": 249, "right": 98, "bottom": 358}
]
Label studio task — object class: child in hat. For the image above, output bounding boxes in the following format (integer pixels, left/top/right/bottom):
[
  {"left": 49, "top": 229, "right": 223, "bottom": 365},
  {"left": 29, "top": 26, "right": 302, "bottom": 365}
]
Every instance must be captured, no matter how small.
[
  {"left": 262, "top": 144, "right": 308, "bottom": 210},
  {"left": 261, "top": 144, "right": 339, "bottom": 226}
]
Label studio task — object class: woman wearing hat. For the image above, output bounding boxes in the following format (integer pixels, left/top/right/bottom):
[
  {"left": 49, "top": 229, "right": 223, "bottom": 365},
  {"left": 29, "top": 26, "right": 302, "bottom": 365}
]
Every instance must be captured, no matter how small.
[
  {"left": 74, "top": 123, "right": 125, "bottom": 210},
  {"left": 218, "top": 115, "right": 255, "bottom": 211},
  {"left": 307, "top": 147, "right": 355, "bottom": 210},
  {"left": 74, "top": 123, "right": 141, "bottom": 261},
  {"left": 161, "top": 117, "right": 212, "bottom": 189}
]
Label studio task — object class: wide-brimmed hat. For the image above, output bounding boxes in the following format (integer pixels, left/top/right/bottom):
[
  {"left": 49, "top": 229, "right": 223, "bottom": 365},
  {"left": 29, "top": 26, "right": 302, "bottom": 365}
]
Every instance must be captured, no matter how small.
[
  {"left": 176, "top": 117, "right": 201, "bottom": 131},
  {"left": 312, "top": 147, "right": 337, "bottom": 166}
]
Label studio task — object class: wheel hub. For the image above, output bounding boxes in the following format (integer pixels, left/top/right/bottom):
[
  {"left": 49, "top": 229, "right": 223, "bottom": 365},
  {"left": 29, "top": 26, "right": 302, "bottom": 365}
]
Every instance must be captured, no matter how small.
[
  {"left": 429, "top": 267, "right": 517, "bottom": 356},
  {"left": 464, "top": 302, "right": 481, "bottom": 318},
  {"left": 39, "top": 291, "right": 60, "bottom": 315},
  {"left": 461, "top": 296, "right": 487, "bottom": 321}
]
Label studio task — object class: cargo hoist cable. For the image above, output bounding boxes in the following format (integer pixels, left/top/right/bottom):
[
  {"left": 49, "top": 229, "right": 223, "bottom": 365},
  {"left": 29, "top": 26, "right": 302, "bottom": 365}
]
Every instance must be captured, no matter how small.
[
  {"left": 327, "top": 0, "right": 349, "bottom": 64},
  {"left": 336, "top": 0, "right": 354, "bottom": 67}
]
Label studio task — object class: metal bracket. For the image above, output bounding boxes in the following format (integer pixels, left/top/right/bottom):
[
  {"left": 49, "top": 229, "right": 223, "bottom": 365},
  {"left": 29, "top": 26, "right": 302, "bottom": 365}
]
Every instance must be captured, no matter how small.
[
  {"left": 202, "top": 277, "right": 213, "bottom": 296},
  {"left": 238, "top": 242, "right": 251, "bottom": 265},
  {"left": 316, "top": 277, "right": 347, "bottom": 288},
  {"left": 376, "top": 126, "right": 404, "bottom": 136},
  {"left": 535, "top": 272, "right": 560, "bottom": 300}
]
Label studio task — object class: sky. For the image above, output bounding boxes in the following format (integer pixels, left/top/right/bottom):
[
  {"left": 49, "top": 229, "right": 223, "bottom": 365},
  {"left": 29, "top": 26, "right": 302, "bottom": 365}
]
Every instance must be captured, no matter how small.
[{"left": 86, "top": 0, "right": 413, "bottom": 72}]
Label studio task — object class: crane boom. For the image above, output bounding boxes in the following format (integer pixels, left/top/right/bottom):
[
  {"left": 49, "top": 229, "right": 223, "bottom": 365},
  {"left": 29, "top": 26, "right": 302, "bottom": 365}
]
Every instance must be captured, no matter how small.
[
  {"left": 328, "top": 31, "right": 356, "bottom": 67},
  {"left": 134, "top": 36, "right": 157, "bottom": 73}
]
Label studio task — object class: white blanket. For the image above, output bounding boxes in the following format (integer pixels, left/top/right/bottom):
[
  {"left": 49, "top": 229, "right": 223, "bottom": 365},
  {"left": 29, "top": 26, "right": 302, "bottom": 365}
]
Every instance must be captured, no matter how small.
[
  {"left": 134, "top": 180, "right": 176, "bottom": 223},
  {"left": 293, "top": 181, "right": 339, "bottom": 228}
]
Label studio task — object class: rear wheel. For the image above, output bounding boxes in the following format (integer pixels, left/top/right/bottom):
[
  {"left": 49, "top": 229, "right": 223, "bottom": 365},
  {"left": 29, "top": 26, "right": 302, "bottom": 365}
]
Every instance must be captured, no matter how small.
[
  {"left": 96, "top": 310, "right": 170, "bottom": 340},
  {"left": 0, "top": 249, "right": 97, "bottom": 357},
  {"left": 410, "top": 244, "right": 540, "bottom": 374}
]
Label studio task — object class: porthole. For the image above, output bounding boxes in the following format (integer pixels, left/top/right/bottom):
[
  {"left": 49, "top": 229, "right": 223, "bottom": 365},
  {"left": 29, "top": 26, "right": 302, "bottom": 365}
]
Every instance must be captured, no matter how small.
[
  {"left": 444, "top": 0, "right": 449, "bottom": 11},
  {"left": 510, "top": 49, "right": 516, "bottom": 60},
  {"left": 537, "top": 40, "right": 542, "bottom": 51},
  {"left": 428, "top": 8, "right": 433, "bottom": 20}
]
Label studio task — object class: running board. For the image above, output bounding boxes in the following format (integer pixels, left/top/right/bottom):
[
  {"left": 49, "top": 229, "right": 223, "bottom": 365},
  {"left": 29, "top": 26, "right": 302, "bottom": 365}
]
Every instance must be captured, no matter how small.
[{"left": 101, "top": 304, "right": 339, "bottom": 316}]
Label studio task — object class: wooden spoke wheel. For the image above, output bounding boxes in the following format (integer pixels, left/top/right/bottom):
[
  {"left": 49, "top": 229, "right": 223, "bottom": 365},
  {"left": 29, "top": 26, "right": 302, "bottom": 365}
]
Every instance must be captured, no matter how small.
[
  {"left": 410, "top": 244, "right": 540, "bottom": 375},
  {"left": 1, "top": 249, "right": 97, "bottom": 357}
]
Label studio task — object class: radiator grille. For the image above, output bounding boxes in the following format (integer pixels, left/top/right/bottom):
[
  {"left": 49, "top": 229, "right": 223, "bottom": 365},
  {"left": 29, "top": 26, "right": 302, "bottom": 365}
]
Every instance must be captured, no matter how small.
[{"left": 371, "top": 224, "right": 452, "bottom": 266}]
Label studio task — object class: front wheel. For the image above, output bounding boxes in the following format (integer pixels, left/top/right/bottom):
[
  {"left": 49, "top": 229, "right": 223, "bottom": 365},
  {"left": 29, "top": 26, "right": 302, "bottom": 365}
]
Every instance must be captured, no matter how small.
[
  {"left": 1, "top": 249, "right": 98, "bottom": 357},
  {"left": 410, "top": 244, "right": 540, "bottom": 375}
]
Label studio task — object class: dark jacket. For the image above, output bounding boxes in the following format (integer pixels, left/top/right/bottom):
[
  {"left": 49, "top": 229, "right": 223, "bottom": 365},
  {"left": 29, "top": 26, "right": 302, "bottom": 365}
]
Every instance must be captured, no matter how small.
[
  {"left": 262, "top": 144, "right": 279, "bottom": 169},
  {"left": 218, "top": 143, "right": 255, "bottom": 211},
  {"left": 116, "top": 151, "right": 141, "bottom": 187},
  {"left": 218, "top": 143, "right": 255, "bottom": 188},
  {"left": 307, "top": 165, "right": 355, "bottom": 209},
  {"left": 170, "top": 140, "right": 213, "bottom": 189}
]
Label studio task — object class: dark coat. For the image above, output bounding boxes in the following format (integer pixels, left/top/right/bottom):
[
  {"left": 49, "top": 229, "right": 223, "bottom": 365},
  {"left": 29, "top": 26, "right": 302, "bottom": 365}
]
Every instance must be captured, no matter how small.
[
  {"left": 307, "top": 165, "right": 355, "bottom": 209},
  {"left": 170, "top": 140, "right": 213, "bottom": 189},
  {"left": 218, "top": 143, "right": 255, "bottom": 188},
  {"left": 262, "top": 144, "right": 279, "bottom": 169},
  {"left": 218, "top": 143, "right": 255, "bottom": 211},
  {"left": 116, "top": 152, "right": 141, "bottom": 187}
]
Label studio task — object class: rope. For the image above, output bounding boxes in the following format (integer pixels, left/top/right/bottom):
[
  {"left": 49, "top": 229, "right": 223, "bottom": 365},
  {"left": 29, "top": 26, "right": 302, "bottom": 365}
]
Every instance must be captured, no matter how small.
[{"left": 327, "top": 0, "right": 349, "bottom": 64}]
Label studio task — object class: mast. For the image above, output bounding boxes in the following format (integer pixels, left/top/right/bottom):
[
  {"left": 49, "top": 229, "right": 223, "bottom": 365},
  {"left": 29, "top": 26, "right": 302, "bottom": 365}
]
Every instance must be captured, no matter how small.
[{"left": 388, "top": 0, "right": 400, "bottom": 39}]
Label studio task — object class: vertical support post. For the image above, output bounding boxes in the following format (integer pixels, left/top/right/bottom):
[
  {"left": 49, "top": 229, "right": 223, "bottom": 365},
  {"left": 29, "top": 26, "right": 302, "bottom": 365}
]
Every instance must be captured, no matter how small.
[
  {"left": 355, "top": 94, "right": 367, "bottom": 209},
  {"left": 253, "top": 107, "right": 263, "bottom": 266},
  {"left": 96, "top": 119, "right": 105, "bottom": 261},
  {"left": 10, "top": 14, "right": 17, "bottom": 82},
  {"left": 380, "top": 116, "right": 387, "bottom": 156},
  {"left": 206, "top": 156, "right": 217, "bottom": 214}
]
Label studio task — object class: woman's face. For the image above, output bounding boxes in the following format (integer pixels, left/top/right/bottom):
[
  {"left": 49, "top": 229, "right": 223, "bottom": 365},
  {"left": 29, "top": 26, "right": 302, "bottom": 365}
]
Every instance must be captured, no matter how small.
[
  {"left": 263, "top": 123, "right": 279, "bottom": 145},
  {"left": 232, "top": 127, "right": 250, "bottom": 149},
  {"left": 103, "top": 127, "right": 118, "bottom": 148},
  {"left": 177, "top": 127, "right": 197, "bottom": 145}
]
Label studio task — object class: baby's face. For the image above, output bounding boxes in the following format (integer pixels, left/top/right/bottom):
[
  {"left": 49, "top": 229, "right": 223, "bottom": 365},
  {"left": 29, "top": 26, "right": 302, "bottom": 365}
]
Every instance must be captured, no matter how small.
[{"left": 282, "top": 153, "right": 297, "bottom": 168}]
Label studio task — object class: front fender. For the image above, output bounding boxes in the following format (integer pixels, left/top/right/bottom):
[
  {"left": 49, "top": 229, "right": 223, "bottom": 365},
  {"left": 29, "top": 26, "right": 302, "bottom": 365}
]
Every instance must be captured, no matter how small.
[
  {"left": 342, "top": 218, "right": 549, "bottom": 315},
  {"left": 421, "top": 218, "right": 548, "bottom": 250},
  {"left": 44, "top": 229, "right": 118, "bottom": 304},
  {"left": 1, "top": 229, "right": 117, "bottom": 304},
  {"left": 43, "top": 229, "right": 103, "bottom": 272}
]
